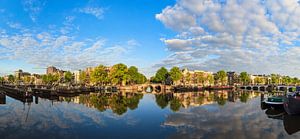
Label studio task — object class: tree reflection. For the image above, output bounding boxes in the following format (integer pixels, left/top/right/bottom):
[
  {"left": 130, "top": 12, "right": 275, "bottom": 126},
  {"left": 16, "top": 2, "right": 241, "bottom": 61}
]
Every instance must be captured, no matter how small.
[
  {"left": 57, "top": 90, "right": 259, "bottom": 114},
  {"left": 240, "top": 92, "right": 250, "bottom": 103},
  {"left": 170, "top": 98, "right": 181, "bottom": 112},
  {"left": 63, "top": 93, "right": 143, "bottom": 115},
  {"left": 155, "top": 93, "right": 172, "bottom": 109}
]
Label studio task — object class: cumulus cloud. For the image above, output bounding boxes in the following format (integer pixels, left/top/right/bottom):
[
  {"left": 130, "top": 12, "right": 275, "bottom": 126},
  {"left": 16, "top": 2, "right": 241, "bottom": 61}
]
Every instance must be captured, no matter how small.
[
  {"left": 0, "top": 29, "right": 137, "bottom": 71},
  {"left": 156, "top": 0, "right": 300, "bottom": 77}
]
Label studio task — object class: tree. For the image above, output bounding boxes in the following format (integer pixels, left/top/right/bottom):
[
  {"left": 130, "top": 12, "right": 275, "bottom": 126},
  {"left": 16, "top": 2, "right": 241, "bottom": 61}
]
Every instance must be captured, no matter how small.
[
  {"left": 127, "top": 66, "right": 142, "bottom": 84},
  {"left": 196, "top": 72, "right": 206, "bottom": 86},
  {"left": 155, "top": 94, "right": 171, "bottom": 109},
  {"left": 0, "top": 77, "right": 4, "bottom": 84},
  {"left": 109, "top": 63, "right": 128, "bottom": 86},
  {"left": 90, "top": 65, "right": 108, "bottom": 85},
  {"left": 207, "top": 74, "right": 214, "bottom": 86},
  {"left": 170, "top": 98, "right": 181, "bottom": 112},
  {"left": 42, "top": 74, "right": 59, "bottom": 85},
  {"left": 254, "top": 77, "right": 264, "bottom": 85},
  {"left": 271, "top": 74, "right": 280, "bottom": 84},
  {"left": 23, "top": 76, "right": 32, "bottom": 84},
  {"left": 282, "top": 76, "right": 291, "bottom": 85},
  {"left": 154, "top": 67, "right": 168, "bottom": 83},
  {"left": 240, "top": 72, "right": 250, "bottom": 85},
  {"left": 136, "top": 73, "right": 147, "bottom": 84},
  {"left": 215, "top": 70, "right": 227, "bottom": 85},
  {"left": 169, "top": 67, "right": 183, "bottom": 84},
  {"left": 64, "top": 71, "right": 73, "bottom": 83},
  {"left": 79, "top": 71, "right": 87, "bottom": 84},
  {"left": 8, "top": 75, "right": 15, "bottom": 83}
]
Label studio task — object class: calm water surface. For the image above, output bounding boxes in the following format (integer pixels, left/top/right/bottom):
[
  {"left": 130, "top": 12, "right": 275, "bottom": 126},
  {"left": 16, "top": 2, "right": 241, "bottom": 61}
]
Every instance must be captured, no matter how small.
[{"left": 0, "top": 90, "right": 300, "bottom": 139}]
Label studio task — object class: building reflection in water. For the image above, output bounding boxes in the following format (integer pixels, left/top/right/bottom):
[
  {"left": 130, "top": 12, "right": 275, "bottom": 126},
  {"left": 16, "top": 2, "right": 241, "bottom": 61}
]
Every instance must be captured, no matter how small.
[{"left": 51, "top": 90, "right": 261, "bottom": 114}]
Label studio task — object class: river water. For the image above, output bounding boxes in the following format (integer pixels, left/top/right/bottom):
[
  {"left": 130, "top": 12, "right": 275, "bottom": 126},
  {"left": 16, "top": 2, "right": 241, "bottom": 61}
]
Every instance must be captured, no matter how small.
[{"left": 0, "top": 90, "right": 299, "bottom": 139}]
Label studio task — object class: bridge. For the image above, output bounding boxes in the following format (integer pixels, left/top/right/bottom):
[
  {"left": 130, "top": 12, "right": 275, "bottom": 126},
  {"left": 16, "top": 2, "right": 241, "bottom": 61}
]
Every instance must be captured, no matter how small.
[
  {"left": 239, "top": 85, "right": 297, "bottom": 92},
  {"left": 119, "top": 84, "right": 173, "bottom": 94}
]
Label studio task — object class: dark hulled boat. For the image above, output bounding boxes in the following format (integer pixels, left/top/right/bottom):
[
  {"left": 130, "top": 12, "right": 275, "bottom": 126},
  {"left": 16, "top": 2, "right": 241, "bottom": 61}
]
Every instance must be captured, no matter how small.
[{"left": 284, "top": 92, "right": 300, "bottom": 115}]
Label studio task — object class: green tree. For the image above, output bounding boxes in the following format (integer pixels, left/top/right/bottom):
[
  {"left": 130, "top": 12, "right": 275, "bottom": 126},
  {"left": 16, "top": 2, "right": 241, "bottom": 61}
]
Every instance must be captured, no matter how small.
[
  {"left": 23, "top": 75, "right": 32, "bottom": 84},
  {"left": 240, "top": 72, "right": 250, "bottom": 85},
  {"left": 271, "top": 74, "right": 280, "bottom": 84},
  {"left": 155, "top": 94, "right": 171, "bottom": 109},
  {"left": 8, "top": 75, "right": 15, "bottom": 83},
  {"left": 169, "top": 67, "right": 183, "bottom": 84},
  {"left": 215, "top": 70, "right": 227, "bottom": 85},
  {"left": 79, "top": 71, "right": 87, "bottom": 84},
  {"left": 109, "top": 63, "right": 128, "bottom": 86},
  {"left": 64, "top": 71, "right": 73, "bottom": 83},
  {"left": 170, "top": 98, "right": 181, "bottom": 112},
  {"left": 42, "top": 74, "right": 59, "bottom": 85},
  {"left": 282, "top": 76, "right": 291, "bottom": 85},
  {"left": 196, "top": 72, "right": 206, "bottom": 86},
  {"left": 154, "top": 67, "right": 168, "bottom": 83},
  {"left": 136, "top": 73, "right": 147, "bottom": 84},
  {"left": 91, "top": 65, "right": 108, "bottom": 85},
  {"left": 0, "top": 77, "right": 4, "bottom": 84},
  {"left": 207, "top": 74, "right": 214, "bottom": 86},
  {"left": 127, "top": 66, "right": 146, "bottom": 84}
]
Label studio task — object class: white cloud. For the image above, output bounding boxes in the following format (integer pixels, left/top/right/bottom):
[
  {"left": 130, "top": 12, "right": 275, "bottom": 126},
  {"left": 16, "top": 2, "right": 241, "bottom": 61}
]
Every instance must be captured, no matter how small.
[
  {"left": 22, "top": 0, "right": 46, "bottom": 22},
  {"left": 78, "top": 7, "right": 105, "bottom": 20},
  {"left": 0, "top": 30, "right": 136, "bottom": 71},
  {"left": 155, "top": 0, "right": 300, "bottom": 77}
]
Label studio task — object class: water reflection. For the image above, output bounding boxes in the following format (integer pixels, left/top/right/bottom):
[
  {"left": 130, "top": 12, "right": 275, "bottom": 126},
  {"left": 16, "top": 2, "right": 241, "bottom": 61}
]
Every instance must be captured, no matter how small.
[{"left": 1, "top": 90, "right": 300, "bottom": 138}]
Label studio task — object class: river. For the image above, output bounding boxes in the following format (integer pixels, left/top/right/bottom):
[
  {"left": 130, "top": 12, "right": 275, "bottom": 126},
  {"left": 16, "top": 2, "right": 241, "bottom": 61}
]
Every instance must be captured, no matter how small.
[{"left": 0, "top": 90, "right": 299, "bottom": 139}]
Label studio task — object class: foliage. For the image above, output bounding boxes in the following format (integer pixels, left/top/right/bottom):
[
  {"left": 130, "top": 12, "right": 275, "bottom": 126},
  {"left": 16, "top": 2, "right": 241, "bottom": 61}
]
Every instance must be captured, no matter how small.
[
  {"left": 196, "top": 72, "right": 206, "bottom": 86},
  {"left": 79, "top": 71, "right": 87, "bottom": 84},
  {"left": 207, "top": 74, "right": 214, "bottom": 85},
  {"left": 153, "top": 67, "right": 168, "bottom": 83},
  {"left": 128, "top": 66, "right": 147, "bottom": 84},
  {"left": 240, "top": 92, "right": 250, "bottom": 103},
  {"left": 170, "top": 98, "right": 181, "bottom": 112},
  {"left": 240, "top": 72, "right": 250, "bottom": 85},
  {"left": 215, "top": 70, "right": 227, "bottom": 85},
  {"left": 8, "top": 75, "right": 15, "bottom": 83},
  {"left": 90, "top": 65, "right": 108, "bottom": 85},
  {"left": 270, "top": 74, "right": 280, "bottom": 84},
  {"left": 155, "top": 94, "right": 171, "bottom": 109},
  {"left": 109, "top": 63, "right": 128, "bottom": 85},
  {"left": 23, "top": 75, "right": 32, "bottom": 84},
  {"left": 169, "top": 67, "right": 183, "bottom": 83},
  {"left": 64, "top": 71, "right": 73, "bottom": 83},
  {"left": 42, "top": 74, "right": 59, "bottom": 85}
]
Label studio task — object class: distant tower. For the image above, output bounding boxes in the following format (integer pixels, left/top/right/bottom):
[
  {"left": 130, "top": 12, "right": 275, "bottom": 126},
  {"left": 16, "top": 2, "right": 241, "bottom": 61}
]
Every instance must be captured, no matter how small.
[
  {"left": 227, "top": 72, "right": 235, "bottom": 86},
  {"left": 46, "top": 66, "right": 58, "bottom": 74}
]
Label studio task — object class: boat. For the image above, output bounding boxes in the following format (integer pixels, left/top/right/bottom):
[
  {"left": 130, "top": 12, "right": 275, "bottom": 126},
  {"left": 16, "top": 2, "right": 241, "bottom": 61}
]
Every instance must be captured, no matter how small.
[
  {"left": 284, "top": 114, "right": 300, "bottom": 135},
  {"left": 264, "top": 96, "right": 284, "bottom": 108},
  {"left": 284, "top": 92, "right": 300, "bottom": 115},
  {"left": 265, "top": 108, "right": 285, "bottom": 120}
]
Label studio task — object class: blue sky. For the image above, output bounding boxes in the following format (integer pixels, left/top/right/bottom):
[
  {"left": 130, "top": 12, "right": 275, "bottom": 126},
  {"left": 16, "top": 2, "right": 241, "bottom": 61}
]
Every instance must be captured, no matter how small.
[
  {"left": 1, "top": 0, "right": 300, "bottom": 77},
  {"left": 0, "top": 0, "right": 176, "bottom": 76}
]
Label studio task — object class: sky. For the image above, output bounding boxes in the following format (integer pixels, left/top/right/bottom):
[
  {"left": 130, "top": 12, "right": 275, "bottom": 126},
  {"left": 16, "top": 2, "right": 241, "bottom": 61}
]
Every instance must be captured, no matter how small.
[{"left": 0, "top": 0, "right": 300, "bottom": 77}]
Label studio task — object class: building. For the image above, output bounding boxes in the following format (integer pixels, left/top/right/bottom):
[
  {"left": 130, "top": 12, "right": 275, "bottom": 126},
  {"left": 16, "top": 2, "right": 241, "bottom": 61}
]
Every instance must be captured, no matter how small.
[
  {"left": 250, "top": 74, "right": 270, "bottom": 85},
  {"left": 46, "top": 66, "right": 65, "bottom": 76},
  {"left": 14, "top": 69, "right": 30, "bottom": 80},
  {"left": 180, "top": 68, "right": 214, "bottom": 86},
  {"left": 227, "top": 72, "right": 239, "bottom": 86},
  {"left": 74, "top": 70, "right": 81, "bottom": 84}
]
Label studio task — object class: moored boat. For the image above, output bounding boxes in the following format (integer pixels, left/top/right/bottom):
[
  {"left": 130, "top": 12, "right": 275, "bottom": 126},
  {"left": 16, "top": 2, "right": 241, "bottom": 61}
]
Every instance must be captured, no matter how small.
[
  {"left": 264, "top": 96, "right": 284, "bottom": 108},
  {"left": 284, "top": 92, "right": 300, "bottom": 115}
]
